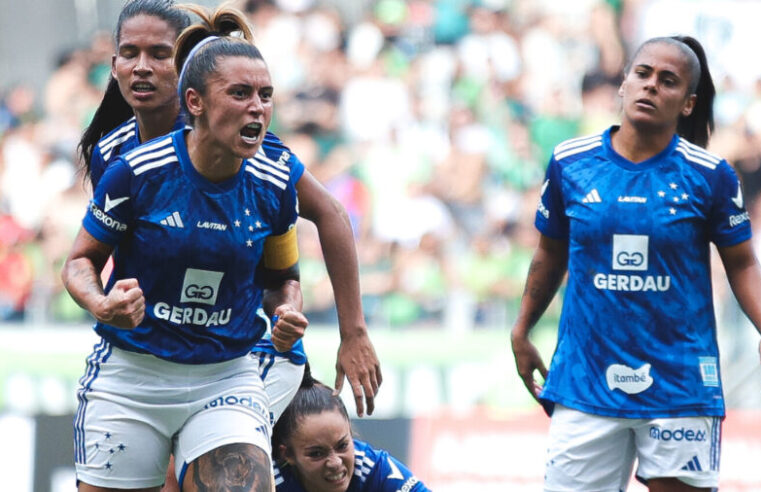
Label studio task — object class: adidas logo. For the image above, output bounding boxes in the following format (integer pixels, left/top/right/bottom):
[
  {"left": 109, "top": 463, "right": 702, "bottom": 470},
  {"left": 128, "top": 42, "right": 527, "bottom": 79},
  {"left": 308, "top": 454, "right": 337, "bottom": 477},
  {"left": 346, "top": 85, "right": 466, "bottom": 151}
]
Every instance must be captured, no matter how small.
[
  {"left": 681, "top": 455, "right": 702, "bottom": 472},
  {"left": 160, "top": 211, "right": 184, "bottom": 228},
  {"left": 582, "top": 189, "right": 602, "bottom": 203}
]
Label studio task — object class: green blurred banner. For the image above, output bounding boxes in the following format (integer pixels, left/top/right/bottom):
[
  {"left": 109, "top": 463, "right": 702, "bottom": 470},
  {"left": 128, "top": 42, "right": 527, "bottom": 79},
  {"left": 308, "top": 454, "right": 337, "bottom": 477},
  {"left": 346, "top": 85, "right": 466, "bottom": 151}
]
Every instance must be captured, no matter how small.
[{"left": 0, "top": 324, "right": 554, "bottom": 416}]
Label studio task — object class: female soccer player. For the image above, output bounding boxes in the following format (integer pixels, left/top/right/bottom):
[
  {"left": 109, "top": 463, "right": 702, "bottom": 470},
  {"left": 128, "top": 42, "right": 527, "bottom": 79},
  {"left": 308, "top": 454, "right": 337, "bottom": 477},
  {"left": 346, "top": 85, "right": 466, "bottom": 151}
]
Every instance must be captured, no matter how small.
[
  {"left": 511, "top": 35, "right": 761, "bottom": 491},
  {"left": 62, "top": 6, "right": 308, "bottom": 491},
  {"left": 79, "top": 0, "right": 190, "bottom": 188},
  {"left": 78, "top": 0, "right": 381, "bottom": 420},
  {"left": 272, "top": 368, "right": 431, "bottom": 492}
]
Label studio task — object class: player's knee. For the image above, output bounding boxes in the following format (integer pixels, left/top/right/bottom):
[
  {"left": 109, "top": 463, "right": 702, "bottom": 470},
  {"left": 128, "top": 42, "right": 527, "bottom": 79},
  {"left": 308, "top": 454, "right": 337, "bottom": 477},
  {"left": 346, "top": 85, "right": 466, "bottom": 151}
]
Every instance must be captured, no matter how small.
[{"left": 184, "top": 443, "right": 272, "bottom": 492}]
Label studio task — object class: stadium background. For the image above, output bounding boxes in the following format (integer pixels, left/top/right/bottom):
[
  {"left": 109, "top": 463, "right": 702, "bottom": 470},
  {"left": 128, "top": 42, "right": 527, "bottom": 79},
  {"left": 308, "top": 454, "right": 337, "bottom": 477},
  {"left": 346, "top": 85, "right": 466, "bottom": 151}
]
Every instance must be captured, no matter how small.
[{"left": 1, "top": 0, "right": 761, "bottom": 490}]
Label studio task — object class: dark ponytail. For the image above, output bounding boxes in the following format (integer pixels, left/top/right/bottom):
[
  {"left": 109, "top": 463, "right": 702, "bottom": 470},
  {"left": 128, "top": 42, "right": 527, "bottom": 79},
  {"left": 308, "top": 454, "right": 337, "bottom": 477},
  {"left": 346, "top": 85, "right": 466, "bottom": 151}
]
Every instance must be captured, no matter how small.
[
  {"left": 671, "top": 35, "right": 715, "bottom": 149},
  {"left": 78, "top": 77, "right": 133, "bottom": 182},
  {"left": 271, "top": 362, "right": 350, "bottom": 455},
  {"left": 77, "top": 0, "right": 191, "bottom": 184}
]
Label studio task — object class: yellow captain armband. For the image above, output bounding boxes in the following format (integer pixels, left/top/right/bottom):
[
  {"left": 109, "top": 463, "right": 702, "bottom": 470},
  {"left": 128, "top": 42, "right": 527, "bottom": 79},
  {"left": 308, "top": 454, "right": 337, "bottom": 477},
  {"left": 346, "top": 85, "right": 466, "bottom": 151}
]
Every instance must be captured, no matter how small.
[{"left": 263, "top": 225, "right": 299, "bottom": 269}]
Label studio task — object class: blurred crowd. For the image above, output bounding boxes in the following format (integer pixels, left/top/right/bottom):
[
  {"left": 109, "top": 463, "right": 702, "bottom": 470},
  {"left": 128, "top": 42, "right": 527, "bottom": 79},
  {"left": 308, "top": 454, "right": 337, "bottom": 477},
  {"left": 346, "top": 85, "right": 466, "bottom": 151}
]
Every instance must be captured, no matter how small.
[{"left": 3, "top": 0, "right": 761, "bottom": 331}]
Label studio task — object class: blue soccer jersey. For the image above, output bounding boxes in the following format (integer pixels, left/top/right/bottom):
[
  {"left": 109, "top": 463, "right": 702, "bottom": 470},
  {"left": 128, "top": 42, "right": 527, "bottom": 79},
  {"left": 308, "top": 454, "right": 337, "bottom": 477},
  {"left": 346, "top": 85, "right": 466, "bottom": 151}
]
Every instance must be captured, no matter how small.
[
  {"left": 274, "top": 439, "right": 430, "bottom": 492},
  {"left": 82, "top": 128, "right": 302, "bottom": 364},
  {"left": 93, "top": 118, "right": 308, "bottom": 364},
  {"left": 89, "top": 115, "right": 187, "bottom": 189},
  {"left": 535, "top": 126, "right": 752, "bottom": 419}
]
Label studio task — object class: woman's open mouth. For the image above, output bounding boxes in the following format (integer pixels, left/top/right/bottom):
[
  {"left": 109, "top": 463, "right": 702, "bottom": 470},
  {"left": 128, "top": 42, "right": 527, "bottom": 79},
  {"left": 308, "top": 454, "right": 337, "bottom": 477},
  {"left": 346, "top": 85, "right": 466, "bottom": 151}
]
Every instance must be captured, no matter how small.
[
  {"left": 131, "top": 81, "right": 156, "bottom": 95},
  {"left": 240, "top": 122, "right": 262, "bottom": 144}
]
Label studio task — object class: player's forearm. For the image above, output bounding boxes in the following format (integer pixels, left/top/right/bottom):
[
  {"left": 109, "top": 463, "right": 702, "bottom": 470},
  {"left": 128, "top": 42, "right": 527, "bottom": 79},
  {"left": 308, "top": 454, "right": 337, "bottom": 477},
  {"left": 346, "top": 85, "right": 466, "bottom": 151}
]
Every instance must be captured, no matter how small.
[
  {"left": 730, "top": 269, "right": 761, "bottom": 335},
  {"left": 512, "top": 235, "right": 568, "bottom": 339},
  {"left": 263, "top": 278, "right": 303, "bottom": 315},
  {"left": 61, "top": 228, "right": 115, "bottom": 319},
  {"left": 296, "top": 172, "right": 367, "bottom": 334},
  {"left": 315, "top": 206, "right": 367, "bottom": 336},
  {"left": 61, "top": 257, "right": 108, "bottom": 317},
  {"left": 721, "top": 242, "right": 761, "bottom": 335}
]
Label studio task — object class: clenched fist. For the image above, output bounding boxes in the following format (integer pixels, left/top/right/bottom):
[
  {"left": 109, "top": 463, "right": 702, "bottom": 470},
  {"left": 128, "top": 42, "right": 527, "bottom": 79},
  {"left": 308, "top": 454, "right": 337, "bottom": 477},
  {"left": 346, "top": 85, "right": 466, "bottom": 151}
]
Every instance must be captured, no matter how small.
[
  {"left": 97, "top": 278, "right": 145, "bottom": 329},
  {"left": 271, "top": 305, "right": 308, "bottom": 352}
]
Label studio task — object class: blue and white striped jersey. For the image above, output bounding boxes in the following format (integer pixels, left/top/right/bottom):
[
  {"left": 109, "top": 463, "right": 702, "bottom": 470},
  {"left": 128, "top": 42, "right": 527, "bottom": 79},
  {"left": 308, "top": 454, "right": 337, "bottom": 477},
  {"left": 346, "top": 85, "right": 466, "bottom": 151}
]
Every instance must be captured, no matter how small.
[
  {"left": 92, "top": 119, "right": 308, "bottom": 364},
  {"left": 536, "top": 126, "right": 752, "bottom": 418},
  {"left": 89, "top": 115, "right": 187, "bottom": 189},
  {"left": 274, "top": 439, "right": 430, "bottom": 492},
  {"left": 83, "top": 128, "right": 302, "bottom": 364}
]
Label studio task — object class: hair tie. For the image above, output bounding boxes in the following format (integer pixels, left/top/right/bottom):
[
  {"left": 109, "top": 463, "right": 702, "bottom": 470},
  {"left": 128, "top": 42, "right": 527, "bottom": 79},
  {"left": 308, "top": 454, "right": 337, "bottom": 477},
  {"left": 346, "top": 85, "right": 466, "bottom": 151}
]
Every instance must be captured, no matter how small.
[{"left": 177, "top": 35, "right": 219, "bottom": 98}]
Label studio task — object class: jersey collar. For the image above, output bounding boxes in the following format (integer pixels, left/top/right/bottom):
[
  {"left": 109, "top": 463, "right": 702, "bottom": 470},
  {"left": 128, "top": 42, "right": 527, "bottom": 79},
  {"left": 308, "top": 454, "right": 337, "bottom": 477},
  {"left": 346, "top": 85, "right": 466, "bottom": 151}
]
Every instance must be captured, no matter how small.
[
  {"left": 173, "top": 128, "right": 247, "bottom": 194},
  {"left": 603, "top": 125, "right": 679, "bottom": 171}
]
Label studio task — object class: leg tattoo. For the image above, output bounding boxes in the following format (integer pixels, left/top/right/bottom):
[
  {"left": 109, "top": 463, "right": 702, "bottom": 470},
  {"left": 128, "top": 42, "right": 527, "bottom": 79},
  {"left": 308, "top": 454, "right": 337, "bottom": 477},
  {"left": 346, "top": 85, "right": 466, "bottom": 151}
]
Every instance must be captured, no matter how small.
[{"left": 187, "top": 443, "right": 271, "bottom": 492}]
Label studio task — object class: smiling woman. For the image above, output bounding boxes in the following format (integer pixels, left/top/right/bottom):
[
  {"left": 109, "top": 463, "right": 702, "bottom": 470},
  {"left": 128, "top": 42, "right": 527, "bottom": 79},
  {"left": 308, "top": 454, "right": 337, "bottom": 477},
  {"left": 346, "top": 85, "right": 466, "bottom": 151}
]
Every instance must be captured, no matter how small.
[{"left": 61, "top": 4, "right": 309, "bottom": 492}]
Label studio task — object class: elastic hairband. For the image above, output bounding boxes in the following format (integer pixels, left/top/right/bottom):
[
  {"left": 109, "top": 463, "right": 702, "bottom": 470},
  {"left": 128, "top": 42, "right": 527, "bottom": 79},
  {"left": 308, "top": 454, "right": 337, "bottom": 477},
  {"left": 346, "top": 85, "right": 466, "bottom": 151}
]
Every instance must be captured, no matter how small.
[{"left": 177, "top": 35, "right": 219, "bottom": 98}]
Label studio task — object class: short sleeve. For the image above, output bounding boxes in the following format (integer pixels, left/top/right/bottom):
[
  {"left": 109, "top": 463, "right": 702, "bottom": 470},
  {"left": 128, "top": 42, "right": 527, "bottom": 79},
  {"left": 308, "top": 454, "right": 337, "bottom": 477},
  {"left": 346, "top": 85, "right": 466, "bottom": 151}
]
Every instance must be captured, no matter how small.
[
  {"left": 82, "top": 158, "right": 134, "bottom": 245},
  {"left": 709, "top": 161, "right": 752, "bottom": 247},
  {"left": 535, "top": 157, "right": 568, "bottom": 239},
  {"left": 273, "top": 165, "right": 300, "bottom": 237},
  {"left": 267, "top": 132, "right": 305, "bottom": 183},
  {"left": 287, "top": 151, "right": 305, "bottom": 184},
  {"left": 373, "top": 450, "right": 431, "bottom": 492}
]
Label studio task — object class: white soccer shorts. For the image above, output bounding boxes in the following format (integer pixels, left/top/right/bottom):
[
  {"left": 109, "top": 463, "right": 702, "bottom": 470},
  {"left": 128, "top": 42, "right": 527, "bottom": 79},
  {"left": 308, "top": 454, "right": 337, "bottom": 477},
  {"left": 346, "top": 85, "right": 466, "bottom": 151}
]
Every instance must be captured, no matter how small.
[
  {"left": 544, "top": 404, "right": 720, "bottom": 491},
  {"left": 253, "top": 352, "right": 305, "bottom": 425},
  {"left": 74, "top": 340, "right": 271, "bottom": 489}
]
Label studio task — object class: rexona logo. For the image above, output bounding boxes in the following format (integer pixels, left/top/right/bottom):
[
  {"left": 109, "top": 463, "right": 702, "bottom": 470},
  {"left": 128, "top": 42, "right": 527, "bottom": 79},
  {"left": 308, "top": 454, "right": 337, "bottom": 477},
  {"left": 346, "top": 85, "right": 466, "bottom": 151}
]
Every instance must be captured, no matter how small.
[
  {"left": 180, "top": 268, "right": 224, "bottom": 305},
  {"left": 276, "top": 150, "right": 291, "bottom": 167},
  {"left": 606, "top": 363, "right": 653, "bottom": 394},
  {"left": 399, "top": 477, "right": 420, "bottom": 492},
  {"left": 89, "top": 202, "right": 127, "bottom": 232},
  {"left": 649, "top": 426, "right": 706, "bottom": 442},
  {"left": 537, "top": 180, "right": 550, "bottom": 219},
  {"left": 729, "top": 211, "right": 749, "bottom": 227},
  {"left": 537, "top": 201, "right": 550, "bottom": 219}
]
